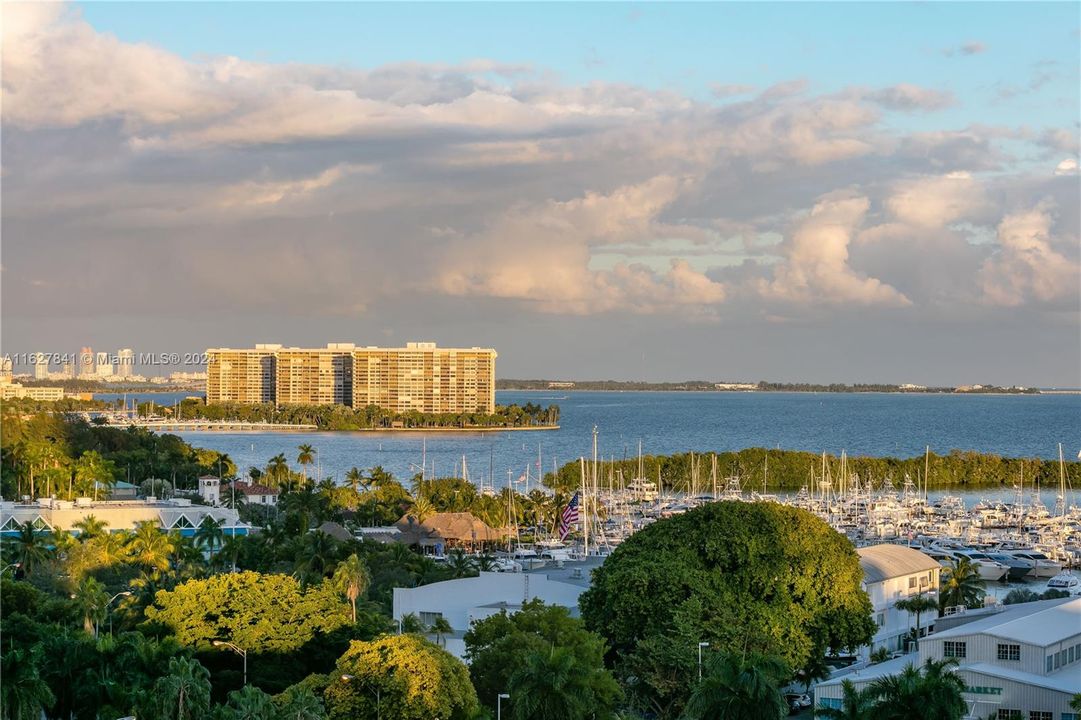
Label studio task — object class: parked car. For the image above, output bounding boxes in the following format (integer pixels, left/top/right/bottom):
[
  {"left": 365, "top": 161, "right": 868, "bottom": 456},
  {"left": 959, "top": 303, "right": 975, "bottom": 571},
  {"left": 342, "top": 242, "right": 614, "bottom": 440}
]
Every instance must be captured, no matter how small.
[{"left": 784, "top": 693, "right": 812, "bottom": 713}]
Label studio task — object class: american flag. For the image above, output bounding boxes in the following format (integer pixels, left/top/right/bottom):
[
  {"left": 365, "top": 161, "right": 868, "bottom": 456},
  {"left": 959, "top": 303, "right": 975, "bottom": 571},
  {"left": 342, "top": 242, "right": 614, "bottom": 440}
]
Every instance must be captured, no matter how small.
[{"left": 558, "top": 492, "right": 580, "bottom": 540}]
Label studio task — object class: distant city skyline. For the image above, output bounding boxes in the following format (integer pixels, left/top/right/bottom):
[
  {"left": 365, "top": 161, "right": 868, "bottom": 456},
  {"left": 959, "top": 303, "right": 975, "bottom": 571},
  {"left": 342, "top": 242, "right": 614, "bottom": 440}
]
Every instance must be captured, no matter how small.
[{"left": 2, "top": 3, "right": 1078, "bottom": 386}]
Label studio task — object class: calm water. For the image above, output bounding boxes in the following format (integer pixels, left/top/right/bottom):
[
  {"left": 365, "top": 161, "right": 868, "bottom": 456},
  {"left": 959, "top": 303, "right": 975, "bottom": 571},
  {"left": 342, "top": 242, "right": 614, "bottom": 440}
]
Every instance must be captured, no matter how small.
[{"left": 90, "top": 391, "right": 1081, "bottom": 487}]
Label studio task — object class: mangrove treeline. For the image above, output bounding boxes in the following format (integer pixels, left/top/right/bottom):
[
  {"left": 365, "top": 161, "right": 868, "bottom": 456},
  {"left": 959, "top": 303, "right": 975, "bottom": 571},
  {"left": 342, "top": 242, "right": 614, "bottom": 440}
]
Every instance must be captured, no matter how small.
[
  {"left": 543, "top": 447, "right": 1079, "bottom": 493},
  {"left": 170, "top": 398, "right": 560, "bottom": 430}
]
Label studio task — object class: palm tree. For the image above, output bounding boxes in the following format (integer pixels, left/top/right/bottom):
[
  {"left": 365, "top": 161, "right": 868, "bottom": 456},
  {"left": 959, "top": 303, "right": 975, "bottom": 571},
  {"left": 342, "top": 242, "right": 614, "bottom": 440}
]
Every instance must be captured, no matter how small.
[
  {"left": 506, "top": 646, "right": 597, "bottom": 720},
  {"left": 345, "top": 467, "right": 364, "bottom": 494},
  {"left": 446, "top": 548, "right": 478, "bottom": 578},
  {"left": 90, "top": 530, "right": 131, "bottom": 567},
  {"left": 297, "top": 444, "right": 315, "bottom": 482},
  {"left": 0, "top": 647, "right": 55, "bottom": 720},
  {"left": 684, "top": 652, "right": 790, "bottom": 720},
  {"left": 399, "top": 612, "right": 425, "bottom": 633},
  {"left": 72, "top": 576, "right": 109, "bottom": 637},
  {"left": 72, "top": 515, "right": 108, "bottom": 541},
  {"left": 817, "top": 679, "right": 874, "bottom": 720},
  {"left": 128, "top": 520, "right": 175, "bottom": 574},
  {"left": 866, "top": 659, "right": 966, "bottom": 720},
  {"left": 409, "top": 496, "right": 435, "bottom": 522},
  {"left": 428, "top": 616, "right": 453, "bottom": 648},
  {"left": 268, "top": 454, "right": 289, "bottom": 489},
  {"left": 939, "top": 558, "right": 985, "bottom": 612},
  {"left": 295, "top": 531, "right": 337, "bottom": 582},
  {"left": 276, "top": 687, "right": 326, "bottom": 720},
  {"left": 894, "top": 591, "right": 939, "bottom": 649},
  {"left": 332, "top": 554, "right": 371, "bottom": 622},
  {"left": 147, "top": 656, "right": 212, "bottom": 720},
  {"left": 73, "top": 450, "right": 116, "bottom": 499},
  {"left": 194, "top": 516, "right": 224, "bottom": 558},
  {"left": 225, "top": 685, "right": 276, "bottom": 720},
  {"left": 7, "top": 522, "right": 49, "bottom": 576}
]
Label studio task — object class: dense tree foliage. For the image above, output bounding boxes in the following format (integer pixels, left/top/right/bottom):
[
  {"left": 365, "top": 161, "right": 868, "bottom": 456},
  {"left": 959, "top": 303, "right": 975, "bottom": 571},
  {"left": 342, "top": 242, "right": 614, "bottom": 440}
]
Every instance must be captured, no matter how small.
[
  {"left": 464, "top": 599, "right": 621, "bottom": 718},
  {"left": 177, "top": 398, "right": 560, "bottom": 430},
  {"left": 322, "top": 635, "right": 478, "bottom": 720},
  {"left": 580, "top": 501, "right": 875, "bottom": 717},
  {"left": 1, "top": 408, "right": 234, "bottom": 498},
  {"left": 145, "top": 571, "right": 351, "bottom": 653},
  {"left": 545, "top": 447, "right": 1079, "bottom": 493}
]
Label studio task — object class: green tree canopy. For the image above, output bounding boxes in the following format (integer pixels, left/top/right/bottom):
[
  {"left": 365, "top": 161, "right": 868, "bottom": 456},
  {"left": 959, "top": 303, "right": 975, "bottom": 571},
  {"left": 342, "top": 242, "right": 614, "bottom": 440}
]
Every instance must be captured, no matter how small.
[
  {"left": 322, "top": 635, "right": 478, "bottom": 720},
  {"left": 579, "top": 501, "right": 875, "bottom": 717},
  {"left": 464, "top": 599, "right": 620, "bottom": 718},
  {"left": 145, "top": 571, "right": 351, "bottom": 654}
]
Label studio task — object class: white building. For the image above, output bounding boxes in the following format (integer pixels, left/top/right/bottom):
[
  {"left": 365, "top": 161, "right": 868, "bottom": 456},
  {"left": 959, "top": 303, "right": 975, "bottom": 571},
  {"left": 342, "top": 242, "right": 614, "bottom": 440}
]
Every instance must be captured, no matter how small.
[
  {"left": 95, "top": 351, "right": 113, "bottom": 377},
  {"left": 816, "top": 597, "right": 1081, "bottom": 720},
  {"left": 198, "top": 476, "right": 221, "bottom": 505},
  {"left": 33, "top": 353, "right": 50, "bottom": 380},
  {"left": 393, "top": 571, "right": 587, "bottom": 659},
  {"left": 0, "top": 497, "right": 250, "bottom": 538},
  {"left": 858, "top": 544, "right": 942, "bottom": 658},
  {"left": 117, "top": 349, "right": 135, "bottom": 378}
]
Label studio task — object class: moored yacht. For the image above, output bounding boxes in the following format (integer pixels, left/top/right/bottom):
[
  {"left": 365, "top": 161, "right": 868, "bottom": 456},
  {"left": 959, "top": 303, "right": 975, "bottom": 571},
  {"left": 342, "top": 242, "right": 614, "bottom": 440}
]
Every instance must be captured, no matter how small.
[
  {"left": 1005, "top": 549, "right": 1064, "bottom": 578},
  {"left": 1045, "top": 571, "right": 1081, "bottom": 596}
]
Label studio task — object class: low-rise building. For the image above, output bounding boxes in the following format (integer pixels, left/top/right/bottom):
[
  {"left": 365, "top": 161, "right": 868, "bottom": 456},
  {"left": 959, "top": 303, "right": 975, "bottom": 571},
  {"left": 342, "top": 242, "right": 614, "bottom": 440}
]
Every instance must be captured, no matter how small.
[
  {"left": 816, "top": 597, "right": 1081, "bottom": 720},
  {"left": 858, "top": 544, "right": 942, "bottom": 658},
  {"left": 392, "top": 571, "right": 588, "bottom": 659},
  {"left": 0, "top": 497, "right": 250, "bottom": 537}
]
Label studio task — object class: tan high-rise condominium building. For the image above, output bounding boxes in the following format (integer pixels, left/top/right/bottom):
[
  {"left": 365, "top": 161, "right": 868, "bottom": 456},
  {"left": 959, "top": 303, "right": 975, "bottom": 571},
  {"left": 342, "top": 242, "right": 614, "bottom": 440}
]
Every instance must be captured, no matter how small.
[
  {"left": 206, "top": 345, "right": 279, "bottom": 404},
  {"left": 352, "top": 342, "right": 496, "bottom": 414},
  {"left": 275, "top": 344, "right": 354, "bottom": 406},
  {"left": 204, "top": 342, "right": 496, "bottom": 413}
]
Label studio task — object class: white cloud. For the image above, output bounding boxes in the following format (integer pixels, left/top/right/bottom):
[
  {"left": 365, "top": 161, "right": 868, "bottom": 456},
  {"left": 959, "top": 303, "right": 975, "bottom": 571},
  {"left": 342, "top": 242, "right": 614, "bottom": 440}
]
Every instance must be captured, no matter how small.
[
  {"left": 756, "top": 193, "right": 912, "bottom": 307},
  {"left": 980, "top": 202, "right": 1079, "bottom": 306},
  {"left": 885, "top": 172, "right": 988, "bottom": 228},
  {"left": 435, "top": 178, "right": 727, "bottom": 314},
  {"left": 1054, "top": 158, "right": 1079, "bottom": 176}
]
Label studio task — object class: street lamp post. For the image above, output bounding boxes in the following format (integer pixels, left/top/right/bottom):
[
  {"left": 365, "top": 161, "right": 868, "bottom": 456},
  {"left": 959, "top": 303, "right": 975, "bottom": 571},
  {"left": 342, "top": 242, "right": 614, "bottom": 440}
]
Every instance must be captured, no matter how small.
[
  {"left": 698, "top": 642, "right": 710, "bottom": 681},
  {"left": 213, "top": 641, "right": 248, "bottom": 686},
  {"left": 497, "top": 693, "right": 510, "bottom": 720},
  {"left": 1, "top": 562, "right": 21, "bottom": 576},
  {"left": 107, "top": 591, "right": 132, "bottom": 635}
]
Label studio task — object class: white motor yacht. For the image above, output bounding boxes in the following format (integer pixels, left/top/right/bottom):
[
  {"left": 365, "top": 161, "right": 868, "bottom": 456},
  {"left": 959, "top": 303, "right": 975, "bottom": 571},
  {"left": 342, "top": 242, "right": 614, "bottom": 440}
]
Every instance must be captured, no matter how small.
[
  {"left": 950, "top": 550, "right": 1010, "bottom": 582},
  {"left": 1045, "top": 571, "right": 1081, "bottom": 596},
  {"left": 1005, "top": 550, "right": 1064, "bottom": 578}
]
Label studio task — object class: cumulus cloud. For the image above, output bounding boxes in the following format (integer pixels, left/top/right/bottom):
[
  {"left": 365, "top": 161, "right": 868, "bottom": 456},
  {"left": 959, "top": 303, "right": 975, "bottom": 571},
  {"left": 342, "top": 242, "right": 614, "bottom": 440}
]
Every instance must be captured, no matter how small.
[
  {"left": 1, "top": 0, "right": 1076, "bottom": 341},
  {"left": 435, "top": 177, "right": 727, "bottom": 314},
  {"left": 885, "top": 172, "right": 989, "bottom": 227},
  {"left": 980, "top": 203, "right": 1079, "bottom": 306},
  {"left": 756, "top": 193, "right": 911, "bottom": 307}
]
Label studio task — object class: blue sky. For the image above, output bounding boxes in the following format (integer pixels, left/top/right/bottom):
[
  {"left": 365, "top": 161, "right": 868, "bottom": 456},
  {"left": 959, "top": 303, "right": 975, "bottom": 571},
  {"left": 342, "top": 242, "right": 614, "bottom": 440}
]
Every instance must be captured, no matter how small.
[{"left": 79, "top": 2, "right": 1079, "bottom": 130}]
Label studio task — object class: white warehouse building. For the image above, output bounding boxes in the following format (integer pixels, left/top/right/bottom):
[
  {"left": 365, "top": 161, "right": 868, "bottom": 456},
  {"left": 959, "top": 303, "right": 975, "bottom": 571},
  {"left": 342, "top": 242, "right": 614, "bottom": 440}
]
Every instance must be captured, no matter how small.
[
  {"left": 816, "top": 596, "right": 1081, "bottom": 720},
  {"left": 393, "top": 571, "right": 587, "bottom": 659}
]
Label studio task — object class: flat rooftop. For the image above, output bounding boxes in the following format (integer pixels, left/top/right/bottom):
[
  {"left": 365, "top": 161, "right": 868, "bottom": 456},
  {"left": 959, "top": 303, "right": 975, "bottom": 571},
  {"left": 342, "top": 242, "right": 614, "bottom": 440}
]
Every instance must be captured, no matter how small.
[{"left": 930, "top": 596, "right": 1080, "bottom": 646}]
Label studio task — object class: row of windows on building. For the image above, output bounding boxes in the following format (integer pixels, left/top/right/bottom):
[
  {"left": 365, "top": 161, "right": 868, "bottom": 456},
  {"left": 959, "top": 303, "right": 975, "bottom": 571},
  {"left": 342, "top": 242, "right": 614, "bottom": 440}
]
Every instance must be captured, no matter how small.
[
  {"left": 996, "top": 711, "right": 1076, "bottom": 720},
  {"left": 942, "top": 641, "right": 1027, "bottom": 662},
  {"left": 1045, "top": 641, "right": 1081, "bottom": 673}
]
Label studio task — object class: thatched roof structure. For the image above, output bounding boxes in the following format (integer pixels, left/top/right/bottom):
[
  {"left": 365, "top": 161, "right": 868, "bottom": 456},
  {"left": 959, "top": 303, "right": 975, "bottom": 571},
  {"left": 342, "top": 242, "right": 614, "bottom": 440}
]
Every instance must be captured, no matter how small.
[{"left": 394, "top": 511, "right": 509, "bottom": 547}]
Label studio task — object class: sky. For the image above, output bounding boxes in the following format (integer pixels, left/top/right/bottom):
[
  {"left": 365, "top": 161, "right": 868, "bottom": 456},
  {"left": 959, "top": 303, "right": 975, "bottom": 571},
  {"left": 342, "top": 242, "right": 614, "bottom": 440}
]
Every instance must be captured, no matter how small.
[{"left": 2, "top": 2, "right": 1079, "bottom": 386}]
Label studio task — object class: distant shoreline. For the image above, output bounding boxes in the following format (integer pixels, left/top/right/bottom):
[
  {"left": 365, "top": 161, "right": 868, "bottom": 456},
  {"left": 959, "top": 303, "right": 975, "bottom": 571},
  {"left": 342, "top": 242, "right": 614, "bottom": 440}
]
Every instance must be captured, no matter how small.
[{"left": 496, "top": 385, "right": 1069, "bottom": 395}]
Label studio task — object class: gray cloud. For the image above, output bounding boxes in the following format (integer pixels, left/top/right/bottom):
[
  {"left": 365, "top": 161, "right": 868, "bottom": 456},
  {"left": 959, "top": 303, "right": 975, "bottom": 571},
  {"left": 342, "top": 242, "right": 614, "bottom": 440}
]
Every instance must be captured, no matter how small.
[{"left": 2, "top": 4, "right": 1079, "bottom": 384}]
